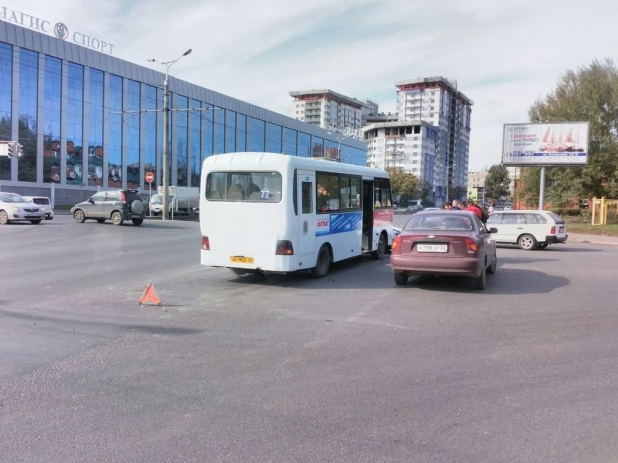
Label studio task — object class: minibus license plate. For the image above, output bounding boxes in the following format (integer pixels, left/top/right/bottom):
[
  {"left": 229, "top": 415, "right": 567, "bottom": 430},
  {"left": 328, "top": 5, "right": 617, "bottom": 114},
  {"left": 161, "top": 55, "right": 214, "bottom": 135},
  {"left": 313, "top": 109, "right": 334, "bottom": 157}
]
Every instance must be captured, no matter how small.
[{"left": 230, "top": 256, "right": 254, "bottom": 264}]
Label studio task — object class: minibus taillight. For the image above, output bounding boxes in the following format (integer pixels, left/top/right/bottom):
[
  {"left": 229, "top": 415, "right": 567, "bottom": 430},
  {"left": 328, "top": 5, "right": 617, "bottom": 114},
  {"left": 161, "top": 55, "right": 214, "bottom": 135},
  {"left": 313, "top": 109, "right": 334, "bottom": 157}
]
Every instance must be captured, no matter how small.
[
  {"left": 275, "top": 240, "right": 294, "bottom": 255},
  {"left": 201, "top": 236, "right": 210, "bottom": 250}
]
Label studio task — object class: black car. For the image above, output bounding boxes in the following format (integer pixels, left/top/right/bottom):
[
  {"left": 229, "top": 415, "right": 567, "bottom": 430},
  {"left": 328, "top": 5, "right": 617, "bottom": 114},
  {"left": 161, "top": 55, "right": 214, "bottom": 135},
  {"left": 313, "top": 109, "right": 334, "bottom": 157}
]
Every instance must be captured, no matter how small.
[
  {"left": 70, "top": 189, "right": 146, "bottom": 226},
  {"left": 405, "top": 204, "right": 423, "bottom": 213}
]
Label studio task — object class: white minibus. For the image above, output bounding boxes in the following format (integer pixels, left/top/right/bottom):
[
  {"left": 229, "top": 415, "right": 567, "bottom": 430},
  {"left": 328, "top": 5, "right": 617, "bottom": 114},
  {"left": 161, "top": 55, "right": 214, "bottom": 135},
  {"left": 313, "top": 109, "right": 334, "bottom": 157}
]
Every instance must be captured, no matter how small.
[{"left": 200, "top": 152, "right": 394, "bottom": 278}]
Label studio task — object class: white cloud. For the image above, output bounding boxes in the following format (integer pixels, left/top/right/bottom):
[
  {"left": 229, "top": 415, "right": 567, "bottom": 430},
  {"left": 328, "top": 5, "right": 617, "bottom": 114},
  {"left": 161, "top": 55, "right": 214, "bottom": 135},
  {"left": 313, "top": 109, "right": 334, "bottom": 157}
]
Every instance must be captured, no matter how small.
[{"left": 3, "top": 0, "right": 617, "bottom": 170}]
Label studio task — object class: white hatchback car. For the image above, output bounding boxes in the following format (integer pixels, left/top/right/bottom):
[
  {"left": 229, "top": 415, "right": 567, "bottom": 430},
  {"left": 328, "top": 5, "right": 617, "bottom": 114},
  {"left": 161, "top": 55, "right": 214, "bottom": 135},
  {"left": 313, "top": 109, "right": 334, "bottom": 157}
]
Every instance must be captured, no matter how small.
[
  {"left": 486, "top": 210, "right": 568, "bottom": 250},
  {"left": 23, "top": 196, "right": 54, "bottom": 220},
  {"left": 0, "top": 192, "right": 45, "bottom": 225}
]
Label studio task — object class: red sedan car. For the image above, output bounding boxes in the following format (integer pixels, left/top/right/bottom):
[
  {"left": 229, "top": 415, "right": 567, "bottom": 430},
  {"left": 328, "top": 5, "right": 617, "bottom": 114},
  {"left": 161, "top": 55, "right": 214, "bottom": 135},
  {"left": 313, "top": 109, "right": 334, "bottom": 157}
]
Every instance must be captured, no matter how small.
[{"left": 391, "top": 210, "right": 498, "bottom": 290}]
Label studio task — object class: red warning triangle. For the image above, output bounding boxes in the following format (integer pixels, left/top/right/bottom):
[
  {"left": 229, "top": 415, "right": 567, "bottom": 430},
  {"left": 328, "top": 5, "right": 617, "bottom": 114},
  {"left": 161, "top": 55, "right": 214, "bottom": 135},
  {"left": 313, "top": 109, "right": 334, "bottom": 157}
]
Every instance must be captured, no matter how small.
[{"left": 138, "top": 282, "right": 162, "bottom": 306}]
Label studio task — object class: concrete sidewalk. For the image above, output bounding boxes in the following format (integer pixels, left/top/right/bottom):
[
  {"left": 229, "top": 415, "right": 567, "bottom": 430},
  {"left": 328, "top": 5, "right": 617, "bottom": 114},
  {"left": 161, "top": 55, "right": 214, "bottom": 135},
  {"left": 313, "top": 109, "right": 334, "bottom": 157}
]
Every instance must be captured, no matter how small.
[{"left": 568, "top": 233, "right": 618, "bottom": 246}]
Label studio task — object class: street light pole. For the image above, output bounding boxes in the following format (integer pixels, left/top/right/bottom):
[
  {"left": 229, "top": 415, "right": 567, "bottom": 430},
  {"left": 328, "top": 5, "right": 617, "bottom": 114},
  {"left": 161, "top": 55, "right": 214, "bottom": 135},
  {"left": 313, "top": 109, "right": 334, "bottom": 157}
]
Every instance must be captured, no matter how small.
[
  {"left": 149, "top": 49, "right": 192, "bottom": 221},
  {"left": 162, "top": 76, "right": 170, "bottom": 220},
  {"left": 327, "top": 127, "right": 354, "bottom": 163},
  {"left": 438, "top": 162, "right": 455, "bottom": 204},
  {"left": 447, "top": 163, "right": 457, "bottom": 203},
  {"left": 446, "top": 169, "right": 449, "bottom": 204}
]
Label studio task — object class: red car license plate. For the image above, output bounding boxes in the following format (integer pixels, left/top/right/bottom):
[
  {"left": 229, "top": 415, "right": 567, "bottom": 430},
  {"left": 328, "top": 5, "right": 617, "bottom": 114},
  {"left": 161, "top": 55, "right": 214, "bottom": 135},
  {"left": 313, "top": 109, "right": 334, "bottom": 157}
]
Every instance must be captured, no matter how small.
[{"left": 417, "top": 244, "right": 448, "bottom": 253}]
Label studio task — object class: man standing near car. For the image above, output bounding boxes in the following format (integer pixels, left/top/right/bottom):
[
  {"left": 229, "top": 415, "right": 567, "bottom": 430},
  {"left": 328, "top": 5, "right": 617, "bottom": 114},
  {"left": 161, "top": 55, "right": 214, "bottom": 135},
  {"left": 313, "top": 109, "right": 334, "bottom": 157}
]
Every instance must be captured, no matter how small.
[
  {"left": 466, "top": 200, "right": 483, "bottom": 220},
  {"left": 452, "top": 200, "right": 462, "bottom": 210}
]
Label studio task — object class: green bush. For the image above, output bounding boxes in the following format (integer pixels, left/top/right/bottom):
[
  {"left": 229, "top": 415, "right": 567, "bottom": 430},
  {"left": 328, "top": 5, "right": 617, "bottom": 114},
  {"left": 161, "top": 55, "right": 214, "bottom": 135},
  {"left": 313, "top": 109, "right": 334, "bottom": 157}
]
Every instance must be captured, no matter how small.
[
  {"left": 555, "top": 209, "right": 592, "bottom": 224},
  {"left": 580, "top": 210, "right": 592, "bottom": 222}
]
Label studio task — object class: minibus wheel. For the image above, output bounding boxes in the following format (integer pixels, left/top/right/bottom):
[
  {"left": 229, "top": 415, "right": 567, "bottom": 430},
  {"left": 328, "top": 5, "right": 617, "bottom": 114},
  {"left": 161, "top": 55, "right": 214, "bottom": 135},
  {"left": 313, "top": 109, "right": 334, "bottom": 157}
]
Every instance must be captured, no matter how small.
[{"left": 311, "top": 245, "right": 331, "bottom": 279}]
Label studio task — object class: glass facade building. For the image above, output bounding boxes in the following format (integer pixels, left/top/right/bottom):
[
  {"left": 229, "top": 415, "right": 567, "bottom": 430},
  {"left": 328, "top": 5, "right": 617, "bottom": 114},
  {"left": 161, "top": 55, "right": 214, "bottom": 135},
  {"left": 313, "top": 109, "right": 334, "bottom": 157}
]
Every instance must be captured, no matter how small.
[{"left": 0, "top": 21, "right": 367, "bottom": 203}]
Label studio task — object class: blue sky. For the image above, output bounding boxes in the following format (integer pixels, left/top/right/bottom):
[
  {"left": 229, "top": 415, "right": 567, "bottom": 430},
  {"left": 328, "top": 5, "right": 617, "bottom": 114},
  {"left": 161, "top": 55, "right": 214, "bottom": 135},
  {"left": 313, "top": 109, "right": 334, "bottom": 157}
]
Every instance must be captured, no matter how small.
[{"left": 3, "top": 0, "right": 617, "bottom": 171}]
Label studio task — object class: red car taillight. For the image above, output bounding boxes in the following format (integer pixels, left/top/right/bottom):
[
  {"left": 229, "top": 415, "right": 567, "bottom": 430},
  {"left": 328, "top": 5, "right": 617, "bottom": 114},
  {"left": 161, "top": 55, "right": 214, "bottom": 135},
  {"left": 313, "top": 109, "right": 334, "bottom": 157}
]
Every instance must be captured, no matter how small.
[
  {"left": 550, "top": 226, "right": 556, "bottom": 234},
  {"left": 275, "top": 240, "right": 294, "bottom": 255},
  {"left": 391, "top": 235, "right": 402, "bottom": 254},
  {"left": 465, "top": 237, "right": 478, "bottom": 255},
  {"left": 201, "top": 236, "right": 210, "bottom": 250}
]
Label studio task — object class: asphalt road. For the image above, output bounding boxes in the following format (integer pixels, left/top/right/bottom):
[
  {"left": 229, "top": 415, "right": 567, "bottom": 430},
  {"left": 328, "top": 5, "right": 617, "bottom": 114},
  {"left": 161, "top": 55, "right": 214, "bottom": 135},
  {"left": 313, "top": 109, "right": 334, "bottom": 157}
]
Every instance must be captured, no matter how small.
[{"left": 1, "top": 215, "right": 618, "bottom": 462}]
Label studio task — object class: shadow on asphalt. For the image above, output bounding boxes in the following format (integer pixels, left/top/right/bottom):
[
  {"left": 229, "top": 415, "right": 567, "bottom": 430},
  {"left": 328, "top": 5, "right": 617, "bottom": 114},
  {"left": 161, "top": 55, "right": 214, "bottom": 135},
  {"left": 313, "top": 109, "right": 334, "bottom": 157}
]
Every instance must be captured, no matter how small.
[
  {"left": 224, "top": 256, "right": 571, "bottom": 295},
  {"left": 544, "top": 246, "right": 604, "bottom": 253},
  {"left": 75, "top": 220, "right": 193, "bottom": 230},
  {"left": 499, "top": 256, "right": 560, "bottom": 264},
  {"left": 0, "top": 309, "right": 203, "bottom": 335},
  {"left": 497, "top": 245, "right": 603, "bottom": 253},
  {"left": 1, "top": 222, "right": 59, "bottom": 227},
  {"left": 396, "top": 268, "right": 570, "bottom": 295},
  {"left": 225, "top": 255, "right": 390, "bottom": 288}
]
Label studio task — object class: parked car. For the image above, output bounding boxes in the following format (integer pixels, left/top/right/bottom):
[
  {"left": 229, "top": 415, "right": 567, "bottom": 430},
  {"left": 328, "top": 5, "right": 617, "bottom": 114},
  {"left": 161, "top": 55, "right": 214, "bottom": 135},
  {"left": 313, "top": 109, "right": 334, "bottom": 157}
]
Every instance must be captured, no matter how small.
[
  {"left": 486, "top": 210, "right": 567, "bottom": 250},
  {"left": 22, "top": 196, "right": 54, "bottom": 220},
  {"left": 405, "top": 204, "right": 423, "bottom": 213},
  {"left": 391, "top": 210, "right": 498, "bottom": 290},
  {"left": 70, "top": 189, "right": 146, "bottom": 226},
  {"left": 0, "top": 192, "right": 44, "bottom": 225}
]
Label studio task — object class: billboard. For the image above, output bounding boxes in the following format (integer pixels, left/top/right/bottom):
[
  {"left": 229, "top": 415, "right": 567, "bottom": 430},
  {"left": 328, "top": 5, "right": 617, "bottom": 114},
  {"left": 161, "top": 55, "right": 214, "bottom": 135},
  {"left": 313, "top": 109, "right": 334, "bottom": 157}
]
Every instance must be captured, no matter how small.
[{"left": 502, "top": 122, "right": 589, "bottom": 166}]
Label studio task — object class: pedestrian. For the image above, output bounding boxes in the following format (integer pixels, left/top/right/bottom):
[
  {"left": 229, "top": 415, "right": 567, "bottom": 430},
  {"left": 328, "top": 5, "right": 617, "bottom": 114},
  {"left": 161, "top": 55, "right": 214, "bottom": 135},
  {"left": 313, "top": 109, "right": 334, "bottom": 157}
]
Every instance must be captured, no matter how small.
[
  {"left": 488, "top": 201, "right": 495, "bottom": 214},
  {"left": 444, "top": 203, "right": 452, "bottom": 210},
  {"left": 451, "top": 200, "right": 461, "bottom": 210},
  {"left": 465, "top": 200, "right": 483, "bottom": 220}
]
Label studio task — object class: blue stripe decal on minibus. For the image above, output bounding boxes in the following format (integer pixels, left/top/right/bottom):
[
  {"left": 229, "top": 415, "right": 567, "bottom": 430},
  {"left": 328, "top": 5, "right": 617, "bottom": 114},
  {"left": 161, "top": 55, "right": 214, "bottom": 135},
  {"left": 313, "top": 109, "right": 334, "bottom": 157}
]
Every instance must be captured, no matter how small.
[{"left": 315, "top": 212, "right": 362, "bottom": 236}]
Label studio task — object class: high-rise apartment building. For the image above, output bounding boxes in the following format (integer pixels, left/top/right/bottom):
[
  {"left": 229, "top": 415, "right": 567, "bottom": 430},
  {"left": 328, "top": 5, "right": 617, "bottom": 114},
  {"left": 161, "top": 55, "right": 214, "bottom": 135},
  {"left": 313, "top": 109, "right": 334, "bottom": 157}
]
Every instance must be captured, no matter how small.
[
  {"left": 364, "top": 120, "right": 439, "bottom": 188},
  {"left": 468, "top": 170, "right": 489, "bottom": 190},
  {"left": 365, "top": 113, "right": 398, "bottom": 125},
  {"left": 290, "top": 89, "right": 378, "bottom": 133},
  {"left": 395, "top": 77, "right": 473, "bottom": 204}
]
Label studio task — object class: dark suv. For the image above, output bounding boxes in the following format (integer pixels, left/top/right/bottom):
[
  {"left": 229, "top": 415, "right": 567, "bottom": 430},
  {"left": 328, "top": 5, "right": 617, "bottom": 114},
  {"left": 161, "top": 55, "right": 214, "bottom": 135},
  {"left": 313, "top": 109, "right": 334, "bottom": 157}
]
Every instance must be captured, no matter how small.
[{"left": 71, "top": 190, "right": 146, "bottom": 226}]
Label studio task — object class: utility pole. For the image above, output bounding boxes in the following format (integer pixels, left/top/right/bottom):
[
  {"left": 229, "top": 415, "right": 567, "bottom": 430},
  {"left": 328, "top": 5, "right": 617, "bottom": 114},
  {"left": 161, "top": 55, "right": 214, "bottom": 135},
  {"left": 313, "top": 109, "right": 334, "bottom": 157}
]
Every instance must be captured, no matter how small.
[
  {"left": 146, "top": 49, "right": 193, "bottom": 220},
  {"left": 446, "top": 169, "right": 449, "bottom": 204},
  {"left": 539, "top": 166, "right": 546, "bottom": 210},
  {"left": 327, "top": 126, "right": 355, "bottom": 163},
  {"left": 113, "top": 50, "right": 220, "bottom": 220},
  {"left": 162, "top": 74, "right": 170, "bottom": 220},
  {"left": 157, "top": 49, "right": 192, "bottom": 221}
]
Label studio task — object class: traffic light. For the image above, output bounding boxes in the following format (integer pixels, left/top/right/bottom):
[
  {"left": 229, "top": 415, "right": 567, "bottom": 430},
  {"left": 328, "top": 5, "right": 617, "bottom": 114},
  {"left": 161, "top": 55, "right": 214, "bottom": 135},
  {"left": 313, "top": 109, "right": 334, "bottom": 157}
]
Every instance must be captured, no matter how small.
[
  {"left": 17, "top": 143, "right": 23, "bottom": 157},
  {"left": 7, "top": 142, "right": 13, "bottom": 157}
]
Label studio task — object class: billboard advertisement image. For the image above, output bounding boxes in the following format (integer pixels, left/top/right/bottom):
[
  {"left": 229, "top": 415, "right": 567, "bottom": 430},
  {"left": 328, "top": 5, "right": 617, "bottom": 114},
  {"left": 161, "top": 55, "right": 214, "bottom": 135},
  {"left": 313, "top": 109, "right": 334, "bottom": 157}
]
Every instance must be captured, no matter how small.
[{"left": 502, "top": 122, "right": 589, "bottom": 166}]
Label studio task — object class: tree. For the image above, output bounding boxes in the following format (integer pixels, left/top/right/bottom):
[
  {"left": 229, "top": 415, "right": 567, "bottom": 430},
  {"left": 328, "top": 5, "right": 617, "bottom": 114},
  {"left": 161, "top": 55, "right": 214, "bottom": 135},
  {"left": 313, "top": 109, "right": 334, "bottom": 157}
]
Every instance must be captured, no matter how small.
[
  {"left": 419, "top": 180, "right": 433, "bottom": 205},
  {"left": 521, "top": 58, "right": 618, "bottom": 205},
  {"left": 385, "top": 167, "right": 419, "bottom": 203},
  {"left": 484, "top": 164, "right": 510, "bottom": 199},
  {"left": 451, "top": 186, "right": 467, "bottom": 203}
]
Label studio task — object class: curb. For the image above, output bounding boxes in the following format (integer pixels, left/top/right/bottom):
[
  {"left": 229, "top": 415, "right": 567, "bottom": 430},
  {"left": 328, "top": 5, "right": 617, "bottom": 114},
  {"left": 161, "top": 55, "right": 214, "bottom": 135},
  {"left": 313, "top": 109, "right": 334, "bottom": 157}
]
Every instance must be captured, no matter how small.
[
  {"left": 569, "top": 239, "right": 618, "bottom": 246},
  {"left": 567, "top": 235, "right": 618, "bottom": 247}
]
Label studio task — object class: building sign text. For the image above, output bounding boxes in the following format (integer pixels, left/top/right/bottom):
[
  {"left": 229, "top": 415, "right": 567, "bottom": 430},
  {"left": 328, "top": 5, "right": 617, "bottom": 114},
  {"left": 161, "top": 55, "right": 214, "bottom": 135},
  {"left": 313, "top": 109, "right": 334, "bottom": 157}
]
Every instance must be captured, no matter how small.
[{"left": 0, "top": 7, "right": 115, "bottom": 55}]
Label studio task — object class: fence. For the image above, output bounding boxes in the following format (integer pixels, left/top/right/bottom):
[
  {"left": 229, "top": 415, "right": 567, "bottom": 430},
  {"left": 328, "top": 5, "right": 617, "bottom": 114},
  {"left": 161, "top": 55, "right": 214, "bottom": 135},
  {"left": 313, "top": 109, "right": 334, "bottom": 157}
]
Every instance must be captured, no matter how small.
[{"left": 591, "top": 197, "right": 618, "bottom": 225}]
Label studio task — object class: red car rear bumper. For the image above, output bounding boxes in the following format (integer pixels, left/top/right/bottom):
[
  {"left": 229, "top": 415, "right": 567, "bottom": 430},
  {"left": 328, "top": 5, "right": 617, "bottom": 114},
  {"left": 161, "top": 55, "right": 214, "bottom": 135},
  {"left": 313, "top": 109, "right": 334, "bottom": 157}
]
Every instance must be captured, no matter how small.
[{"left": 391, "top": 254, "right": 483, "bottom": 278}]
